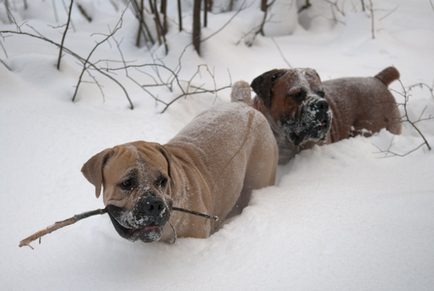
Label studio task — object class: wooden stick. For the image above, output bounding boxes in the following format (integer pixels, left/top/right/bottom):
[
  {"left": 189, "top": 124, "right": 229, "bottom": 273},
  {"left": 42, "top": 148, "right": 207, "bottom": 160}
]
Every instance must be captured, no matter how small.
[
  {"left": 19, "top": 208, "right": 107, "bottom": 249},
  {"left": 18, "top": 206, "right": 217, "bottom": 249},
  {"left": 172, "top": 207, "right": 218, "bottom": 221}
]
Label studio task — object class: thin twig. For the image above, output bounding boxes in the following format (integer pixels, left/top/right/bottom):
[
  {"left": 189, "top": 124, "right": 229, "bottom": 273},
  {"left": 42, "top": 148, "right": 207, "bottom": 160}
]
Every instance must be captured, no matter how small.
[
  {"left": 298, "top": 0, "right": 311, "bottom": 13},
  {"left": 271, "top": 37, "right": 292, "bottom": 68},
  {"left": 71, "top": 7, "right": 133, "bottom": 108},
  {"left": 77, "top": 3, "right": 93, "bottom": 22},
  {"left": 201, "top": 0, "right": 250, "bottom": 43},
  {"left": 408, "top": 81, "right": 434, "bottom": 99},
  {"left": 19, "top": 208, "right": 108, "bottom": 249},
  {"left": 377, "top": 79, "right": 433, "bottom": 157},
  {"left": 57, "top": 0, "right": 74, "bottom": 70},
  {"left": 379, "top": 5, "right": 399, "bottom": 21},
  {"left": 237, "top": 0, "right": 276, "bottom": 46},
  {"left": 394, "top": 79, "right": 431, "bottom": 150},
  {"left": 368, "top": 0, "right": 375, "bottom": 39},
  {"left": 1, "top": 28, "right": 134, "bottom": 109},
  {"left": 172, "top": 207, "right": 218, "bottom": 221},
  {"left": 0, "top": 59, "right": 11, "bottom": 71},
  {"left": 52, "top": 0, "right": 59, "bottom": 22},
  {"left": 0, "top": 39, "right": 8, "bottom": 58},
  {"left": 375, "top": 142, "right": 426, "bottom": 158},
  {"left": 61, "top": 0, "right": 76, "bottom": 32}
]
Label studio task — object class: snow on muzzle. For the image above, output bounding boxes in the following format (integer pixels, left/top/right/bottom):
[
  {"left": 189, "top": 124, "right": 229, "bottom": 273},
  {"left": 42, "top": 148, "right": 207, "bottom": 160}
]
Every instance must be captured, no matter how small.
[{"left": 106, "top": 195, "right": 172, "bottom": 243}]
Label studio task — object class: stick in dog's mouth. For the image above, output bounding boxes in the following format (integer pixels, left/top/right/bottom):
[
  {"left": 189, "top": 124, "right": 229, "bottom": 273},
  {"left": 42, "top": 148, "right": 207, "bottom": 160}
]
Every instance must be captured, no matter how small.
[{"left": 19, "top": 206, "right": 218, "bottom": 249}]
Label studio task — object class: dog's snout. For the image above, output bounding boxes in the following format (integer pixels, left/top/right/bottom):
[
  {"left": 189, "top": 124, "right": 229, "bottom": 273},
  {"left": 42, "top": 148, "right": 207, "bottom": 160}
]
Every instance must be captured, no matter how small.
[
  {"left": 315, "top": 99, "right": 329, "bottom": 112},
  {"left": 308, "top": 98, "right": 330, "bottom": 124},
  {"left": 138, "top": 196, "right": 165, "bottom": 216}
]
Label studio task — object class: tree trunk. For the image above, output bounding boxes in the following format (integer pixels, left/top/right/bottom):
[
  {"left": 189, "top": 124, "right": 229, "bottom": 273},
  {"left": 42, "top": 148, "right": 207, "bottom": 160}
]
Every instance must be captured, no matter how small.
[
  {"left": 203, "top": 0, "right": 208, "bottom": 27},
  {"left": 193, "top": 0, "right": 202, "bottom": 55},
  {"left": 177, "top": 0, "right": 183, "bottom": 31},
  {"left": 261, "top": 0, "right": 267, "bottom": 12},
  {"left": 160, "top": 0, "right": 167, "bottom": 35}
]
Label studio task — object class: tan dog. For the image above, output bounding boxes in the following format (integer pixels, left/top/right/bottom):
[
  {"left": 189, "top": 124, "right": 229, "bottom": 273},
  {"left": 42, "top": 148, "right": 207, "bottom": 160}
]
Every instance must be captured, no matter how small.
[
  {"left": 81, "top": 82, "right": 278, "bottom": 243},
  {"left": 251, "top": 67, "right": 402, "bottom": 164}
]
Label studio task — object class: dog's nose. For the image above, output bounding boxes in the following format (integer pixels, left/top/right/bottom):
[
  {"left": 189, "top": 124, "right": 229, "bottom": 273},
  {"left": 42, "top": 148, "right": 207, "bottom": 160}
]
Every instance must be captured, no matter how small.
[
  {"left": 315, "top": 99, "right": 329, "bottom": 112},
  {"left": 138, "top": 196, "right": 165, "bottom": 217}
]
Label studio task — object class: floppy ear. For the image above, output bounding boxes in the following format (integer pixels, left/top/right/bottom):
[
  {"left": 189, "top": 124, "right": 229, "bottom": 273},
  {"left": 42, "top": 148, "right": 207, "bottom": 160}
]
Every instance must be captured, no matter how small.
[
  {"left": 156, "top": 144, "right": 173, "bottom": 183},
  {"left": 81, "top": 148, "right": 114, "bottom": 198},
  {"left": 250, "top": 69, "right": 285, "bottom": 108}
]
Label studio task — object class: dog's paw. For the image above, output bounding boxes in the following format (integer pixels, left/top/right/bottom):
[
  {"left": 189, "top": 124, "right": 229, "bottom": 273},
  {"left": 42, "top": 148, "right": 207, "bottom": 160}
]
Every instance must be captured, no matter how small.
[{"left": 231, "top": 80, "right": 252, "bottom": 105}]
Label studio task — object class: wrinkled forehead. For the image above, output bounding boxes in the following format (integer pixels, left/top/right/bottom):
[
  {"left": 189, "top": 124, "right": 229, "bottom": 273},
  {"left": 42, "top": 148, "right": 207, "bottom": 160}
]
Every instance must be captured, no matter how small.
[
  {"left": 103, "top": 143, "right": 165, "bottom": 182},
  {"left": 276, "top": 68, "right": 322, "bottom": 91}
]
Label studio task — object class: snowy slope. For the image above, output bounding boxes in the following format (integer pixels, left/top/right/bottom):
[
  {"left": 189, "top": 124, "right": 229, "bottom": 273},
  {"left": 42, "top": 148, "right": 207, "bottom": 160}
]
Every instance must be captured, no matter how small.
[{"left": 1, "top": 0, "right": 433, "bottom": 290}]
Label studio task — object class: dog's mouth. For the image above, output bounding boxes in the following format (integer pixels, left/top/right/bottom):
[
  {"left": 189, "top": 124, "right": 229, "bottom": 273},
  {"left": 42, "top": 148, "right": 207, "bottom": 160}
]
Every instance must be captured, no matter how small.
[
  {"left": 281, "top": 97, "right": 332, "bottom": 146},
  {"left": 285, "top": 117, "right": 331, "bottom": 146},
  {"left": 106, "top": 205, "right": 167, "bottom": 243}
]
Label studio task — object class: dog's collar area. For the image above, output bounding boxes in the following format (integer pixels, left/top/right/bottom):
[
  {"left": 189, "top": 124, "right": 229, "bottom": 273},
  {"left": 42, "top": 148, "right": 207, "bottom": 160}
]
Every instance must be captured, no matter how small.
[{"left": 252, "top": 96, "right": 259, "bottom": 110}]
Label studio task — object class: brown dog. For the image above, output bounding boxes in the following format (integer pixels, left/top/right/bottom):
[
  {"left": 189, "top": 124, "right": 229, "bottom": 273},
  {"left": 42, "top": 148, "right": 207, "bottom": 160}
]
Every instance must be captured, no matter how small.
[
  {"left": 250, "top": 67, "right": 402, "bottom": 164},
  {"left": 81, "top": 84, "right": 278, "bottom": 243}
]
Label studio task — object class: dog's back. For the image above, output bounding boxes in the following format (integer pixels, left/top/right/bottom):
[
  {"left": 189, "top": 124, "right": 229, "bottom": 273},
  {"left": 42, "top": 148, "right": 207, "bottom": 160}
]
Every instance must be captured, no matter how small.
[
  {"left": 165, "top": 96, "right": 277, "bottom": 226},
  {"left": 324, "top": 67, "right": 402, "bottom": 141}
]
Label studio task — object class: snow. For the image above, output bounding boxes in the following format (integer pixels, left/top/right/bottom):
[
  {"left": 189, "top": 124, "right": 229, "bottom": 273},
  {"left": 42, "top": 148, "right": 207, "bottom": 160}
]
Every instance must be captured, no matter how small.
[{"left": 1, "top": 0, "right": 434, "bottom": 290}]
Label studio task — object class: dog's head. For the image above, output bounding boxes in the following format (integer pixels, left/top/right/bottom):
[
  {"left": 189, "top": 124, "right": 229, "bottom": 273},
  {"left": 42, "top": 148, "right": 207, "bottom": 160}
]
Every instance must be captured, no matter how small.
[
  {"left": 81, "top": 141, "right": 174, "bottom": 243},
  {"left": 251, "top": 68, "right": 332, "bottom": 146}
]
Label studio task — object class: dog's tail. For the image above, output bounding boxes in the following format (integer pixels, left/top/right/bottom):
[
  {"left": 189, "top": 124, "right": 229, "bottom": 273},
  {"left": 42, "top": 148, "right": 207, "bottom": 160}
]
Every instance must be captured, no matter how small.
[
  {"left": 231, "top": 80, "right": 252, "bottom": 105},
  {"left": 375, "top": 66, "right": 400, "bottom": 87}
]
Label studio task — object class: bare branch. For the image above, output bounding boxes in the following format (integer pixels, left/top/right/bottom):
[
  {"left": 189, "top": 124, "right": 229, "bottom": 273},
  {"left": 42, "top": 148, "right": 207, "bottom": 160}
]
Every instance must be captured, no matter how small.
[
  {"left": 61, "top": 0, "right": 76, "bottom": 32},
  {"left": 271, "top": 37, "right": 292, "bottom": 68},
  {"left": 237, "top": 0, "right": 276, "bottom": 47},
  {"left": 57, "top": 0, "right": 74, "bottom": 70},
  {"left": 375, "top": 142, "right": 427, "bottom": 158},
  {"left": 408, "top": 81, "right": 434, "bottom": 99},
  {"left": 377, "top": 78, "right": 432, "bottom": 157},
  {"left": 298, "top": 0, "right": 311, "bottom": 13},
  {"left": 19, "top": 208, "right": 107, "bottom": 249},
  {"left": 52, "top": 0, "right": 59, "bottom": 22},
  {"left": 71, "top": 7, "right": 134, "bottom": 109},
  {"left": 0, "top": 59, "right": 11, "bottom": 71},
  {"left": 379, "top": 5, "right": 399, "bottom": 21},
  {"left": 366, "top": 0, "right": 375, "bottom": 39},
  {"left": 77, "top": 3, "right": 93, "bottom": 22},
  {"left": 0, "top": 38, "right": 8, "bottom": 58},
  {"left": 201, "top": 0, "right": 250, "bottom": 43}
]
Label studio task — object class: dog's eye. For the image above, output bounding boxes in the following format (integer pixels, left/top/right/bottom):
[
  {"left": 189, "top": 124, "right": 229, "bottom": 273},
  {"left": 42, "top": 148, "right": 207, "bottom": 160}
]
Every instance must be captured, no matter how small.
[
  {"left": 119, "top": 178, "right": 135, "bottom": 191},
  {"left": 317, "top": 91, "right": 325, "bottom": 98},
  {"left": 156, "top": 177, "right": 168, "bottom": 189},
  {"left": 288, "top": 91, "right": 306, "bottom": 102}
]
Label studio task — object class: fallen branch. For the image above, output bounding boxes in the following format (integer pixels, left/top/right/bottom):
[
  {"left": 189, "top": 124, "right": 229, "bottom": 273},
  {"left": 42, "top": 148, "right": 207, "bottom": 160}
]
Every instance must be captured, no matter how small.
[{"left": 19, "top": 206, "right": 218, "bottom": 249}]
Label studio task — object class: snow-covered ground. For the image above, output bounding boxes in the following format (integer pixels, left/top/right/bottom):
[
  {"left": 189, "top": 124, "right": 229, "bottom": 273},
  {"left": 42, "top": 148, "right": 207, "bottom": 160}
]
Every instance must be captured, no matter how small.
[{"left": 1, "top": 0, "right": 433, "bottom": 290}]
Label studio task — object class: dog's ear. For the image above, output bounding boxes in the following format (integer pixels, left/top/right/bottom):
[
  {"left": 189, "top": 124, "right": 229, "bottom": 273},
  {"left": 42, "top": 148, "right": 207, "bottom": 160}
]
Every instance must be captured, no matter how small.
[
  {"left": 251, "top": 69, "right": 285, "bottom": 108},
  {"left": 312, "top": 69, "right": 321, "bottom": 82},
  {"left": 156, "top": 144, "right": 173, "bottom": 183},
  {"left": 81, "top": 148, "right": 114, "bottom": 198}
]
